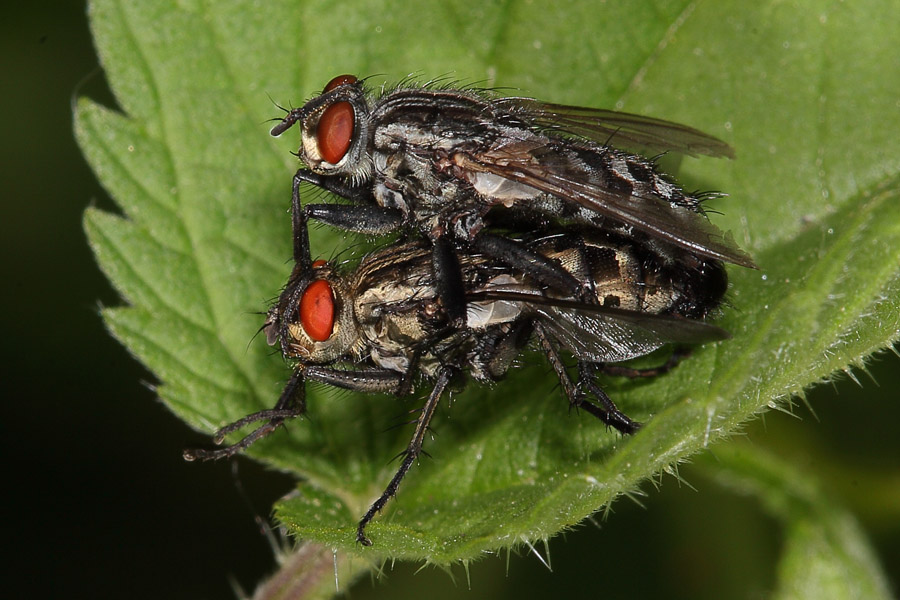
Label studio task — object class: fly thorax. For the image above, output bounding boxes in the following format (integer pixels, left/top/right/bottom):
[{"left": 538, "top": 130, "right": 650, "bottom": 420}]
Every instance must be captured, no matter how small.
[{"left": 355, "top": 280, "right": 434, "bottom": 353}]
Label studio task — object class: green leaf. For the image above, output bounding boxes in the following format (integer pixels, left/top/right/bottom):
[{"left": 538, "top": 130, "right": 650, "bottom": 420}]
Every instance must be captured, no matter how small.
[
  {"left": 78, "top": 0, "right": 899, "bottom": 581},
  {"left": 693, "top": 445, "right": 893, "bottom": 600}
]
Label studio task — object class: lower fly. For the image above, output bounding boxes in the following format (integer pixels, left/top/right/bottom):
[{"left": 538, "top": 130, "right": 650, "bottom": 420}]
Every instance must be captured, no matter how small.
[{"left": 185, "top": 189, "right": 729, "bottom": 546}]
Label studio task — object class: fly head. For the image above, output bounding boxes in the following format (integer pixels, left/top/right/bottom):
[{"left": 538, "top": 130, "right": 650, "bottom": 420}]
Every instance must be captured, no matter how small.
[
  {"left": 265, "top": 259, "right": 360, "bottom": 363},
  {"left": 272, "top": 74, "right": 374, "bottom": 182}
]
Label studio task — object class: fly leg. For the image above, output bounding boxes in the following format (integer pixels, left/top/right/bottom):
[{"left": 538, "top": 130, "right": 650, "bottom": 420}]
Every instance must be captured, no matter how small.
[
  {"left": 471, "top": 232, "right": 589, "bottom": 300},
  {"left": 356, "top": 366, "right": 456, "bottom": 546},
  {"left": 576, "top": 363, "right": 640, "bottom": 434},
  {"left": 533, "top": 321, "right": 577, "bottom": 400},
  {"left": 434, "top": 229, "right": 595, "bottom": 329},
  {"left": 290, "top": 170, "right": 313, "bottom": 268},
  {"left": 305, "top": 204, "right": 405, "bottom": 235},
  {"left": 293, "top": 169, "right": 372, "bottom": 204},
  {"left": 184, "top": 366, "right": 404, "bottom": 461},
  {"left": 305, "top": 194, "right": 466, "bottom": 327},
  {"left": 293, "top": 169, "right": 405, "bottom": 235},
  {"left": 184, "top": 369, "right": 307, "bottom": 461},
  {"left": 431, "top": 237, "right": 467, "bottom": 327},
  {"left": 303, "top": 365, "right": 404, "bottom": 395},
  {"left": 533, "top": 322, "right": 639, "bottom": 435}
]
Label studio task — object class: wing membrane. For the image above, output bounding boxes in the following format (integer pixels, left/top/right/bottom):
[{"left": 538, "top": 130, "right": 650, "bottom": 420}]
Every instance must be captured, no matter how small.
[
  {"left": 502, "top": 98, "right": 735, "bottom": 159},
  {"left": 455, "top": 142, "right": 756, "bottom": 268},
  {"left": 467, "top": 290, "right": 729, "bottom": 363}
]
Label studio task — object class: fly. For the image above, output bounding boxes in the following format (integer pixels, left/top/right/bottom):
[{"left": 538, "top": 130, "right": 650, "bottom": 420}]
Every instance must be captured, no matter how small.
[
  {"left": 184, "top": 188, "right": 730, "bottom": 546},
  {"left": 270, "top": 74, "right": 755, "bottom": 323}
]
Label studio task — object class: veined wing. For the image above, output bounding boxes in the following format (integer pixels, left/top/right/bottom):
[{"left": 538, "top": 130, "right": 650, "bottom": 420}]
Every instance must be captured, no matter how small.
[
  {"left": 467, "top": 290, "right": 729, "bottom": 363},
  {"left": 501, "top": 98, "right": 735, "bottom": 159},
  {"left": 454, "top": 141, "right": 756, "bottom": 268}
]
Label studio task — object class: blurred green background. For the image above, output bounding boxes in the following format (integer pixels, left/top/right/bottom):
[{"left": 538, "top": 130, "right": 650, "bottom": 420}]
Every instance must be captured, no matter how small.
[{"left": 3, "top": 3, "right": 897, "bottom": 598}]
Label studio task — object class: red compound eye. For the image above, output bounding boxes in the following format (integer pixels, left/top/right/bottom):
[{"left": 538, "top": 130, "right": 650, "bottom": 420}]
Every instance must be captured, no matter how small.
[
  {"left": 312, "top": 259, "right": 327, "bottom": 268},
  {"left": 323, "top": 74, "right": 358, "bottom": 93},
  {"left": 299, "top": 279, "right": 335, "bottom": 342},
  {"left": 316, "top": 101, "right": 354, "bottom": 164}
]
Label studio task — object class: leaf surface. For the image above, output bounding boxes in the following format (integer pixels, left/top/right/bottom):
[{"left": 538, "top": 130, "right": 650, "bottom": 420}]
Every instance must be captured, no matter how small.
[{"left": 78, "top": 0, "right": 899, "bottom": 576}]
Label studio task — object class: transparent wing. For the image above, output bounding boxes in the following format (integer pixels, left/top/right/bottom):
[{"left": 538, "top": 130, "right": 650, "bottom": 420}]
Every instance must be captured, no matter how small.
[
  {"left": 468, "top": 290, "right": 729, "bottom": 363},
  {"left": 455, "top": 141, "right": 756, "bottom": 268},
  {"left": 500, "top": 98, "right": 735, "bottom": 159},
  {"left": 535, "top": 304, "right": 729, "bottom": 363}
]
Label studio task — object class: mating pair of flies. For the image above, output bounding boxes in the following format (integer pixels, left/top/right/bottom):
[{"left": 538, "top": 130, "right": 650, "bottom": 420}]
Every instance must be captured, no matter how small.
[{"left": 185, "top": 74, "right": 755, "bottom": 546}]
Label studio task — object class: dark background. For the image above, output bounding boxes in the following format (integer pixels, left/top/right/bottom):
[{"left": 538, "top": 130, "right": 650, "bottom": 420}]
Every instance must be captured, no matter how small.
[{"left": 3, "top": 4, "right": 897, "bottom": 599}]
